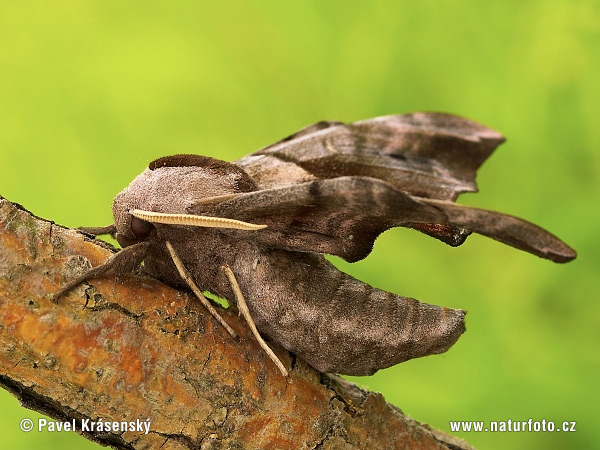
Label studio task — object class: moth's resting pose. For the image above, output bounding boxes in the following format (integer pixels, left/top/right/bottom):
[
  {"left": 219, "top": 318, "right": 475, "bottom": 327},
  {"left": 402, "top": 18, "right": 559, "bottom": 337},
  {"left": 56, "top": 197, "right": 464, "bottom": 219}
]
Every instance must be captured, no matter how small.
[{"left": 55, "top": 113, "right": 576, "bottom": 376}]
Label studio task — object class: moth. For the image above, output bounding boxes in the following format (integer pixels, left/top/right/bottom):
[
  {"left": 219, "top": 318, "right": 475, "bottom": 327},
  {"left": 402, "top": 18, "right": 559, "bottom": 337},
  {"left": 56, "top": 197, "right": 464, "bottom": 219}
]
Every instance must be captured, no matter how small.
[{"left": 55, "top": 112, "right": 576, "bottom": 377}]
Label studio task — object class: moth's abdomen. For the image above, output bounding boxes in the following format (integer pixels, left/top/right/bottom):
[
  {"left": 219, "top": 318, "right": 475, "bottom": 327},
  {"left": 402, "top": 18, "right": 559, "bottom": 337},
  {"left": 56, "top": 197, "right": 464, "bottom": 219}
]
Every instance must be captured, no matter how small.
[
  {"left": 234, "top": 249, "right": 465, "bottom": 376},
  {"left": 318, "top": 285, "right": 466, "bottom": 375},
  {"left": 304, "top": 278, "right": 465, "bottom": 375}
]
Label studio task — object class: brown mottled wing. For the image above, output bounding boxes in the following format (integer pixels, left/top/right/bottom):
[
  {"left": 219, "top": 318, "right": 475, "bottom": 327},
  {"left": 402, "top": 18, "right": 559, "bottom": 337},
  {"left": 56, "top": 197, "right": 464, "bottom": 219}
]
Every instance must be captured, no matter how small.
[
  {"left": 227, "top": 112, "right": 575, "bottom": 263},
  {"left": 235, "top": 112, "right": 505, "bottom": 200},
  {"left": 191, "top": 176, "right": 447, "bottom": 263},
  {"left": 235, "top": 112, "right": 504, "bottom": 247}
]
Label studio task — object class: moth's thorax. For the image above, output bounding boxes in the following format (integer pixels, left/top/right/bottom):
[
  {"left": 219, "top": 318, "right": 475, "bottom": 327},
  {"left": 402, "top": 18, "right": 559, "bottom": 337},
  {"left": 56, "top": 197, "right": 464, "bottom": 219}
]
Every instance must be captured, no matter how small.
[{"left": 112, "top": 165, "right": 249, "bottom": 243}]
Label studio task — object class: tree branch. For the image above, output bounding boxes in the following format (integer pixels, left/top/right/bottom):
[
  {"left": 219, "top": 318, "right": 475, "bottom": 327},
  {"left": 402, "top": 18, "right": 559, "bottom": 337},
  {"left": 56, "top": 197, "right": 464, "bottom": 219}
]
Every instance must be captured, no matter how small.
[{"left": 0, "top": 196, "right": 472, "bottom": 449}]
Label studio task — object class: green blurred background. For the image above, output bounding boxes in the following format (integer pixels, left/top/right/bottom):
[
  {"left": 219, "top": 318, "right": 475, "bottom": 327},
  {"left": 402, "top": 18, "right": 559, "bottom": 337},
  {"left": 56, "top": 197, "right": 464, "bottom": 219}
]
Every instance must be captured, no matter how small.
[{"left": 1, "top": 1, "right": 598, "bottom": 448}]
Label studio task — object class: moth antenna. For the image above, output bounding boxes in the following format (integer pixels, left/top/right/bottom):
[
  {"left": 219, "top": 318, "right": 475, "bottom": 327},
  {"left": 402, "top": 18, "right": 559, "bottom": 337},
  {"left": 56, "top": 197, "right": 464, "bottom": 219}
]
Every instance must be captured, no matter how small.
[
  {"left": 165, "top": 241, "right": 238, "bottom": 339},
  {"left": 131, "top": 209, "right": 267, "bottom": 230},
  {"left": 222, "top": 264, "right": 289, "bottom": 378}
]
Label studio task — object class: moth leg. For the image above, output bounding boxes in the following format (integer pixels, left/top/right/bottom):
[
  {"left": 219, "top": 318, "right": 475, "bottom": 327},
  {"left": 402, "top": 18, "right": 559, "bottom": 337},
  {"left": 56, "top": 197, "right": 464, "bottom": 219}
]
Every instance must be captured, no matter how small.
[
  {"left": 221, "top": 264, "right": 289, "bottom": 378},
  {"left": 165, "top": 241, "right": 238, "bottom": 339},
  {"left": 53, "top": 241, "right": 149, "bottom": 303},
  {"left": 77, "top": 224, "right": 117, "bottom": 238}
]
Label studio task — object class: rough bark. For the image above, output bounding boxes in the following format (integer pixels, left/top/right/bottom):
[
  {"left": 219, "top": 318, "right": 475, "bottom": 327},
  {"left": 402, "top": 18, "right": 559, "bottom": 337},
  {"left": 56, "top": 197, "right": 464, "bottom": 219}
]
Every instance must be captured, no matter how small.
[{"left": 0, "top": 196, "right": 472, "bottom": 449}]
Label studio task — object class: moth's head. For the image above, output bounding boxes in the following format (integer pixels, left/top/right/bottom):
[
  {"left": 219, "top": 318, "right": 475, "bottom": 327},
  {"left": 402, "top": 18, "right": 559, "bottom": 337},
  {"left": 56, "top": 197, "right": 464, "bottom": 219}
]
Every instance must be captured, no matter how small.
[{"left": 111, "top": 154, "right": 259, "bottom": 248}]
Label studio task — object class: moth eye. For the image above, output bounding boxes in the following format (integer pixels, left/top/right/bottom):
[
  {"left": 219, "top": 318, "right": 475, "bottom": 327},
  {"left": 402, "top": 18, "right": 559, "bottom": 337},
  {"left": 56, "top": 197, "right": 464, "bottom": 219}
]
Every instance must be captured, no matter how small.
[{"left": 130, "top": 216, "right": 153, "bottom": 239}]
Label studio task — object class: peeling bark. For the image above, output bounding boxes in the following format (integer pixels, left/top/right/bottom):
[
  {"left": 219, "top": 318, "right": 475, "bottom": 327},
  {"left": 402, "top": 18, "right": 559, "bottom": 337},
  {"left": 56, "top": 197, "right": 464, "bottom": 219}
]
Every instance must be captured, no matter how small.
[{"left": 0, "top": 196, "right": 473, "bottom": 449}]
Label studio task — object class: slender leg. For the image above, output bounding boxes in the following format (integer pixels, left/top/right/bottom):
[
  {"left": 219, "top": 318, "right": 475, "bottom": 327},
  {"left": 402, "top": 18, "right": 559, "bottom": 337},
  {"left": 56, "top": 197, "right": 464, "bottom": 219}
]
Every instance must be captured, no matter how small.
[
  {"left": 53, "top": 241, "right": 149, "bottom": 303},
  {"left": 221, "top": 264, "right": 288, "bottom": 378},
  {"left": 165, "top": 241, "right": 237, "bottom": 339},
  {"left": 77, "top": 224, "right": 117, "bottom": 238}
]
